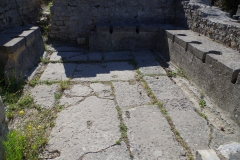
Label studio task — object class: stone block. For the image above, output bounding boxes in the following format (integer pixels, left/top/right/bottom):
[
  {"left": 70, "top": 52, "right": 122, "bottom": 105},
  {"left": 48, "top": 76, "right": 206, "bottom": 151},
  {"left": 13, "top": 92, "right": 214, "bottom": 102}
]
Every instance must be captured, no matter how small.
[
  {"left": 166, "top": 29, "right": 240, "bottom": 124},
  {"left": 196, "top": 150, "right": 220, "bottom": 160},
  {"left": 123, "top": 105, "right": 186, "bottom": 159},
  {"left": 3, "top": 37, "right": 25, "bottom": 54},
  {"left": 0, "top": 96, "right": 5, "bottom": 123},
  {"left": 217, "top": 142, "right": 240, "bottom": 160},
  {"left": 18, "top": 30, "right": 35, "bottom": 44}
]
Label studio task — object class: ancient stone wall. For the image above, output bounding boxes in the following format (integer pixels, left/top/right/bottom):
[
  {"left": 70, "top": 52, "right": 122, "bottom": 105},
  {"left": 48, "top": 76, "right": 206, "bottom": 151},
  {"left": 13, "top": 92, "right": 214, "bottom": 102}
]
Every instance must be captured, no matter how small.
[
  {"left": 0, "top": 0, "right": 41, "bottom": 31},
  {"left": 50, "top": 0, "right": 186, "bottom": 40},
  {"left": 182, "top": 1, "right": 240, "bottom": 51}
]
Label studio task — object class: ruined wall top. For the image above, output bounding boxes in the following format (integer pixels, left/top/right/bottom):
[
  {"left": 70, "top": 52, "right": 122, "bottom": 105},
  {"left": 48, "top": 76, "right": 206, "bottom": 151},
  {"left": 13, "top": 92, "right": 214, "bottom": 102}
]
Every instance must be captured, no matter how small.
[
  {"left": 50, "top": 0, "right": 186, "bottom": 40},
  {"left": 0, "top": 0, "right": 40, "bottom": 31}
]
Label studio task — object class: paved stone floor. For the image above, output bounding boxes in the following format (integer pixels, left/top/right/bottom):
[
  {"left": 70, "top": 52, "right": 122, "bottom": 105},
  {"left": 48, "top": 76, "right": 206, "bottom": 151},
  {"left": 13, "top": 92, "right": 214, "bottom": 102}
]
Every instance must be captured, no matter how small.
[{"left": 29, "top": 48, "right": 240, "bottom": 160}]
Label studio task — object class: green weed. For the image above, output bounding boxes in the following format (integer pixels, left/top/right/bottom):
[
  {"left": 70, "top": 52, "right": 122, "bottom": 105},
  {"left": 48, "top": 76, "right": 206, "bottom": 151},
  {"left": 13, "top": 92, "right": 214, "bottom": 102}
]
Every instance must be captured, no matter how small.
[
  {"left": 3, "top": 130, "right": 24, "bottom": 160},
  {"left": 40, "top": 57, "right": 50, "bottom": 64},
  {"left": 167, "top": 71, "right": 177, "bottom": 78},
  {"left": 177, "top": 69, "right": 185, "bottom": 77},
  {"left": 59, "top": 80, "right": 70, "bottom": 91}
]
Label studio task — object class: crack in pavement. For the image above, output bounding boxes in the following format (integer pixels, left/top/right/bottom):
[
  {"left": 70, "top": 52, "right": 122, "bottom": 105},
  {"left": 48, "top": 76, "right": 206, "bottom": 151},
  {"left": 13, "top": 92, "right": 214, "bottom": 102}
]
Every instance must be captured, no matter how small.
[{"left": 78, "top": 144, "right": 118, "bottom": 160}]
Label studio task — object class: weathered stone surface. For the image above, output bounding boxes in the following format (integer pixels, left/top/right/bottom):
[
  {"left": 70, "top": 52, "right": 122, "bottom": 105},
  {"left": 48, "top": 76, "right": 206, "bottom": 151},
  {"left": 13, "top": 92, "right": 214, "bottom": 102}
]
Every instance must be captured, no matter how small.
[
  {"left": 144, "top": 76, "right": 210, "bottom": 153},
  {"left": 133, "top": 51, "right": 166, "bottom": 75},
  {"left": 165, "top": 29, "right": 240, "bottom": 124},
  {"left": 1, "top": 26, "right": 44, "bottom": 82},
  {"left": 50, "top": 0, "right": 180, "bottom": 40},
  {"left": 72, "top": 62, "right": 136, "bottom": 81},
  {"left": 40, "top": 63, "right": 76, "bottom": 81},
  {"left": 210, "top": 127, "right": 240, "bottom": 150},
  {"left": 123, "top": 105, "right": 186, "bottom": 159},
  {"left": 64, "top": 84, "right": 93, "bottom": 97},
  {"left": 82, "top": 142, "right": 130, "bottom": 160},
  {"left": 59, "top": 96, "right": 84, "bottom": 107},
  {"left": 87, "top": 52, "right": 103, "bottom": 61},
  {"left": 0, "top": 0, "right": 39, "bottom": 31},
  {"left": 30, "top": 84, "right": 59, "bottom": 108},
  {"left": 48, "top": 96, "right": 120, "bottom": 160},
  {"left": 50, "top": 52, "right": 88, "bottom": 62},
  {"left": 104, "top": 51, "right": 132, "bottom": 61},
  {"left": 189, "top": 0, "right": 211, "bottom": 5},
  {"left": 113, "top": 81, "right": 151, "bottom": 109},
  {"left": 133, "top": 51, "right": 156, "bottom": 61},
  {"left": 90, "top": 83, "right": 114, "bottom": 99},
  {"left": 182, "top": 2, "right": 240, "bottom": 51},
  {"left": 217, "top": 142, "right": 240, "bottom": 159},
  {"left": 196, "top": 149, "right": 220, "bottom": 160}
]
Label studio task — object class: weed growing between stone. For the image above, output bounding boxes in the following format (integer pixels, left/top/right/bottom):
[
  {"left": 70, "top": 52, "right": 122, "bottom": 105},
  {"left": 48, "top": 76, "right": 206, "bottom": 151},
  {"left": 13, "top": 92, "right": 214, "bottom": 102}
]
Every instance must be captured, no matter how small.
[
  {"left": 0, "top": 69, "right": 64, "bottom": 159},
  {"left": 115, "top": 106, "right": 134, "bottom": 159},
  {"left": 199, "top": 93, "right": 206, "bottom": 109},
  {"left": 167, "top": 70, "right": 177, "bottom": 78},
  {"left": 134, "top": 69, "right": 194, "bottom": 160},
  {"left": 40, "top": 57, "right": 50, "bottom": 64},
  {"left": 3, "top": 101, "right": 63, "bottom": 160},
  {"left": 59, "top": 80, "right": 70, "bottom": 91},
  {"left": 3, "top": 130, "right": 24, "bottom": 160}
]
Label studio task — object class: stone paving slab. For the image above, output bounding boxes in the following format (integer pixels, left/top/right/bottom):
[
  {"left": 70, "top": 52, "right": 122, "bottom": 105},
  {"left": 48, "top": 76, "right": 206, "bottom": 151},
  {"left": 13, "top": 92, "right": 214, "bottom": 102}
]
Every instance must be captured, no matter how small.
[
  {"left": 132, "top": 51, "right": 156, "bottom": 61},
  {"left": 48, "top": 96, "right": 120, "bottom": 160},
  {"left": 50, "top": 52, "right": 88, "bottom": 62},
  {"left": 136, "top": 60, "right": 166, "bottom": 75},
  {"left": 104, "top": 51, "right": 132, "bottom": 61},
  {"left": 40, "top": 63, "right": 76, "bottom": 81},
  {"left": 64, "top": 84, "right": 93, "bottom": 97},
  {"left": 113, "top": 81, "right": 151, "bottom": 109},
  {"left": 59, "top": 96, "right": 84, "bottom": 107},
  {"left": 123, "top": 105, "right": 186, "bottom": 160},
  {"left": 133, "top": 51, "right": 166, "bottom": 75},
  {"left": 88, "top": 52, "right": 103, "bottom": 61},
  {"left": 90, "top": 83, "right": 114, "bottom": 99},
  {"left": 72, "top": 62, "right": 136, "bottom": 81},
  {"left": 30, "top": 84, "right": 59, "bottom": 108},
  {"left": 144, "top": 76, "right": 210, "bottom": 154},
  {"left": 82, "top": 143, "right": 130, "bottom": 160}
]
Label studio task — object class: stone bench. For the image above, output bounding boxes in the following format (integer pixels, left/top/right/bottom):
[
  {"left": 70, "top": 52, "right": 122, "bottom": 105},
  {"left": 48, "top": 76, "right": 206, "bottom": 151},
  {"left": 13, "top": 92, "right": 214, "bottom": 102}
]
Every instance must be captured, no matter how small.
[
  {"left": 165, "top": 29, "right": 240, "bottom": 124},
  {"left": 0, "top": 26, "right": 44, "bottom": 82}
]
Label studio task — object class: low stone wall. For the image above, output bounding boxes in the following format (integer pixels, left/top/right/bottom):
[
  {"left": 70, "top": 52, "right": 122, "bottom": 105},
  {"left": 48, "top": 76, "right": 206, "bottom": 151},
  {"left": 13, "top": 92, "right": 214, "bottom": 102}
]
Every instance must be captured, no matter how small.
[
  {"left": 50, "top": 0, "right": 186, "bottom": 41},
  {"left": 0, "top": 26, "right": 44, "bottom": 81},
  {"left": 182, "top": 1, "right": 240, "bottom": 51},
  {"left": 0, "top": 0, "right": 41, "bottom": 31},
  {"left": 163, "top": 29, "right": 240, "bottom": 124},
  {"left": 89, "top": 24, "right": 175, "bottom": 52}
]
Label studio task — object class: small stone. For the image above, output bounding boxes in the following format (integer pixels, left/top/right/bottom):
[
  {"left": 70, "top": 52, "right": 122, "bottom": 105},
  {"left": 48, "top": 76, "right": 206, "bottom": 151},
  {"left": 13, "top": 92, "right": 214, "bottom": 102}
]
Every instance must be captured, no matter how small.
[
  {"left": 217, "top": 142, "right": 240, "bottom": 159},
  {"left": 196, "top": 149, "right": 220, "bottom": 160}
]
